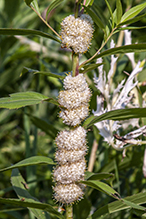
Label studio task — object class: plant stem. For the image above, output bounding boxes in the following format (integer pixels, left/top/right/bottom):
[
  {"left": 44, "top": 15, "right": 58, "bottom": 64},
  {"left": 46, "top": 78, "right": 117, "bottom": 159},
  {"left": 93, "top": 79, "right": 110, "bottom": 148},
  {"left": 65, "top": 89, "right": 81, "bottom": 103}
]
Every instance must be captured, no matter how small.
[
  {"left": 66, "top": 205, "right": 73, "bottom": 219},
  {"left": 72, "top": 52, "right": 79, "bottom": 76},
  {"left": 29, "top": 5, "right": 60, "bottom": 38},
  {"left": 88, "top": 139, "right": 98, "bottom": 172},
  {"left": 79, "top": 27, "right": 117, "bottom": 69}
]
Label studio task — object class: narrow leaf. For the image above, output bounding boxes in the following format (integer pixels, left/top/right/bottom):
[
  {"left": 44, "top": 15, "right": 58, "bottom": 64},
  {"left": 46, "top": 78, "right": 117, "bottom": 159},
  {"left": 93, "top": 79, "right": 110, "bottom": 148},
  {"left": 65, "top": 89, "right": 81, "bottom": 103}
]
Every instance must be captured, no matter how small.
[
  {"left": 81, "top": 180, "right": 120, "bottom": 199},
  {"left": 11, "top": 169, "right": 51, "bottom": 219},
  {"left": 79, "top": 63, "right": 103, "bottom": 73},
  {"left": 90, "top": 43, "right": 146, "bottom": 62},
  {"left": 105, "top": 0, "right": 114, "bottom": 28},
  {"left": 117, "top": 13, "right": 146, "bottom": 26},
  {"left": 118, "top": 26, "right": 146, "bottom": 30},
  {"left": 28, "top": 115, "right": 58, "bottom": 138},
  {"left": 84, "top": 0, "right": 94, "bottom": 7},
  {"left": 0, "top": 91, "right": 59, "bottom": 109},
  {"left": 83, "top": 108, "right": 146, "bottom": 129},
  {"left": 116, "top": 0, "right": 123, "bottom": 24},
  {"left": 121, "top": 199, "right": 146, "bottom": 211},
  {"left": 0, "top": 198, "right": 64, "bottom": 219},
  {"left": 84, "top": 7, "right": 105, "bottom": 30},
  {"left": 121, "top": 2, "right": 146, "bottom": 23},
  {"left": 46, "top": 0, "right": 63, "bottom": 21},
  {"left": 92, "top": 191, "right": 146, "bottom": 218},
  {"left": 22, "top": 67, "right": 66, "bottom": 79},
  {"left": 31, "top": 0, "right": 40, "bottom": 15},
  {"left": 0, "top": 28, "right": 61, "bottom": 43},
  {"left": 0, "top": 156, "right": 55, "bottom": 172},
  {"left": 85, "top": 171, "right": 114, "bottom": 181}
]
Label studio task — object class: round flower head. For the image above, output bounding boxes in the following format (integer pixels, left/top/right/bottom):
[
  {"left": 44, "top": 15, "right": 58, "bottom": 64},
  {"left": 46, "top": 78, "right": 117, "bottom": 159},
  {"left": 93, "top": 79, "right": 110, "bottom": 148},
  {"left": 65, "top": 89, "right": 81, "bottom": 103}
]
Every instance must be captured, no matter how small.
[
  {"left": 60, "top": 14, "right": 94, "bottom": 53},
  {"left": 55, "top": 149, "right": 86, "bottom": 164},
  {"left": 58, "top": 87, "right": 91, "bottom": 109},
  {"left": 59, "top": 104, "right": 89, "bottom": 126},
  {"left": 63, "top": 74, "right": 89, "bottom": 91},
  {"left": 53, "top": 158, "right": 86, "bottom": 184},
  {"left": 55, "top": 126, "right": 87, "bottom": 151},
  {"left": 53, "top": 183, "right": 84, "bottom": 204}
]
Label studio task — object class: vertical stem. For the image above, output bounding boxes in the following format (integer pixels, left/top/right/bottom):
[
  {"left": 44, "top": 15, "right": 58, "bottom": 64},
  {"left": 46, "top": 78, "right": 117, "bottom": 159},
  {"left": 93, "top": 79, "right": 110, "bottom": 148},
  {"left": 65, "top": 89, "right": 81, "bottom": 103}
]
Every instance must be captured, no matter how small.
[
  {"left": 88, "top": 140, "right": 98, "bottom": 172},
  {"left": 74, "top": 0, "right": 79, "bottom": 18},
  {"left": 72, "top": 52, "right": 79, "bottom": 77},
  {"left": 66, "top": 205, "right": 73, "bottom": 219}
]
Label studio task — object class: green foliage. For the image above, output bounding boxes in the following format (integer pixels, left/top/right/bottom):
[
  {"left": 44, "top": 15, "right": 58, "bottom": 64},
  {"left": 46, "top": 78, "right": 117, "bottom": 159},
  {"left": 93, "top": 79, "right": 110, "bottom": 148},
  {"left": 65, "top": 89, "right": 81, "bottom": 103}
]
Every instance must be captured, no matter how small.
[
  {"left": 83, "top": 108, "right": 146, "bottom": 129},
  {"left": 0, "top": 28, "right": 61, "bottom": 43},
  {"left": 0, "top": 91, "right": 59, "bottom": 109}
]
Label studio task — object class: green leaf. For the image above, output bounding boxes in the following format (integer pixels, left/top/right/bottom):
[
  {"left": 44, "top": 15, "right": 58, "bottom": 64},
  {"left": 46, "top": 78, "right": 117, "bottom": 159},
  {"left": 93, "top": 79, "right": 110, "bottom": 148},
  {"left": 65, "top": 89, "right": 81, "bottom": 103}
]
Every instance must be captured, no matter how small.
[
  {"left": 92, "top": 191, "right": 146, "bottom": 218},
  {"left": 0, "top": 156, "right": 55, "bottom": 172},
  {"left": 117, "top": 13, "right": 146, "bottom": 26},
  {"left": 79, "top": 63, "right": 103, "bottom": 73},
  {"left": 22, "top": 67, "right": 66, "bottom": 79},
  {"left": 0, "top": 91, "right": 59, "bottom": 109},
  {"left": 121, "top": 2, "right": 146, "bottom": 23},
  {"left": 121, "top": 199, "right": 146, "bottom": 211},
  {"left": 31, "top": 0, "right": 40, "bottom": 15},
  {"left": 81, "top": 180, "right": 120, "bottom": 199},
  {"left": 0, "top": 197, "right": 64, "bottom": 218},
  {"left": 85, "top": 171, "right": 114, "bottom": 181},
  {"left": 11, "top": 169, "right": 52, "bottom": 219},
  {"left": 90, "top": 43, "right": 146, "bottom": 62},
  {"left": 84, "top": 7, "right": 105, "bottom": 30},
  {"left": 46, "top": 0, "right": 64, "bottom": 21},
  {"left": 105, "top": 0, "right": 114, "bottom": 28},
  {"left": 24, "top": 0, "right": 33, "bottom": 5},
  {"left": 84, "top": 0, "right": 94, "bottom": 7},
  {"left": 116, "top": 0, "right": 123, "bottom": 24},
  {"left": 28, "top": 115, "right": 58, "bottom": 138},
  {"left": 0, "top": 28, "right": 61, "bottom": 43},
  {"left": 92, "top": 2, "right": 108, "bottom": 27},
  {"left": 83, "top": 108, "right": 146, "bottom": 129},
  {"left": 118, "top": 26, "right": 146, "bottom": 30}
]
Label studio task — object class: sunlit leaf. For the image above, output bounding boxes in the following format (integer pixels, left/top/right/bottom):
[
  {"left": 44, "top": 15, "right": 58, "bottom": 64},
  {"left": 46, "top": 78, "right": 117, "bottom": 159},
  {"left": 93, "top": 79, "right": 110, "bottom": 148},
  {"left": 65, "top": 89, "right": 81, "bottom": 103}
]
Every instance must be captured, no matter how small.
[
  {"left": 81, "top": 180, "right": 119, "bottom": 199},
  {"left": 84, "top": 0, "right": 94, "bottom": 7},
  {"left": 0, "top": 156, "right": 55, "bottom": 172},
  {"left": 0, "top": 91, "right": 59, "bottom": 109},
  {"left": 120, "top": 2, "right": 146, "bottom": 23},
  {"left": 117, "top": 13, "right": 146, "bottom": 26}
]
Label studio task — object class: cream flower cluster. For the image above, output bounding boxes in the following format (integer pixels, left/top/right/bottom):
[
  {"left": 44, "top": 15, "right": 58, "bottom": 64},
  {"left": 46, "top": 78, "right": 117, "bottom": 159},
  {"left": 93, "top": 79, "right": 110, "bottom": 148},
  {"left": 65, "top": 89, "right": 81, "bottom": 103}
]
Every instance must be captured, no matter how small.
[
  {"left": 58, "top": 74, "right": 91, "bottom": 126},
  {"left": 60, "top": 14, "right": 94, "bottom": 53},
  {"left": 53, "top": 126, "right": 87, "bottom": 204},
  {"left": 53, "top": 74, "right": 91, "bottom": 204}
]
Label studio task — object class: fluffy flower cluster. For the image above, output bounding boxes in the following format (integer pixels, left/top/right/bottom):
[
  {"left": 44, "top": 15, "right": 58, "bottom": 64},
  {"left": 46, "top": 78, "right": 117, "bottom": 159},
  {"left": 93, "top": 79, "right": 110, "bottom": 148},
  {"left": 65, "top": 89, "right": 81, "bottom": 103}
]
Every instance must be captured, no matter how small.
[
  {"left": 59, "top": 74, "right": 91, "bottom": 126},
  {"left": 60, "top": 14, "right": 94, "bottom": 53},
  {"left": 53, "top": 126, "right": 87, "bottom": 204}
]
